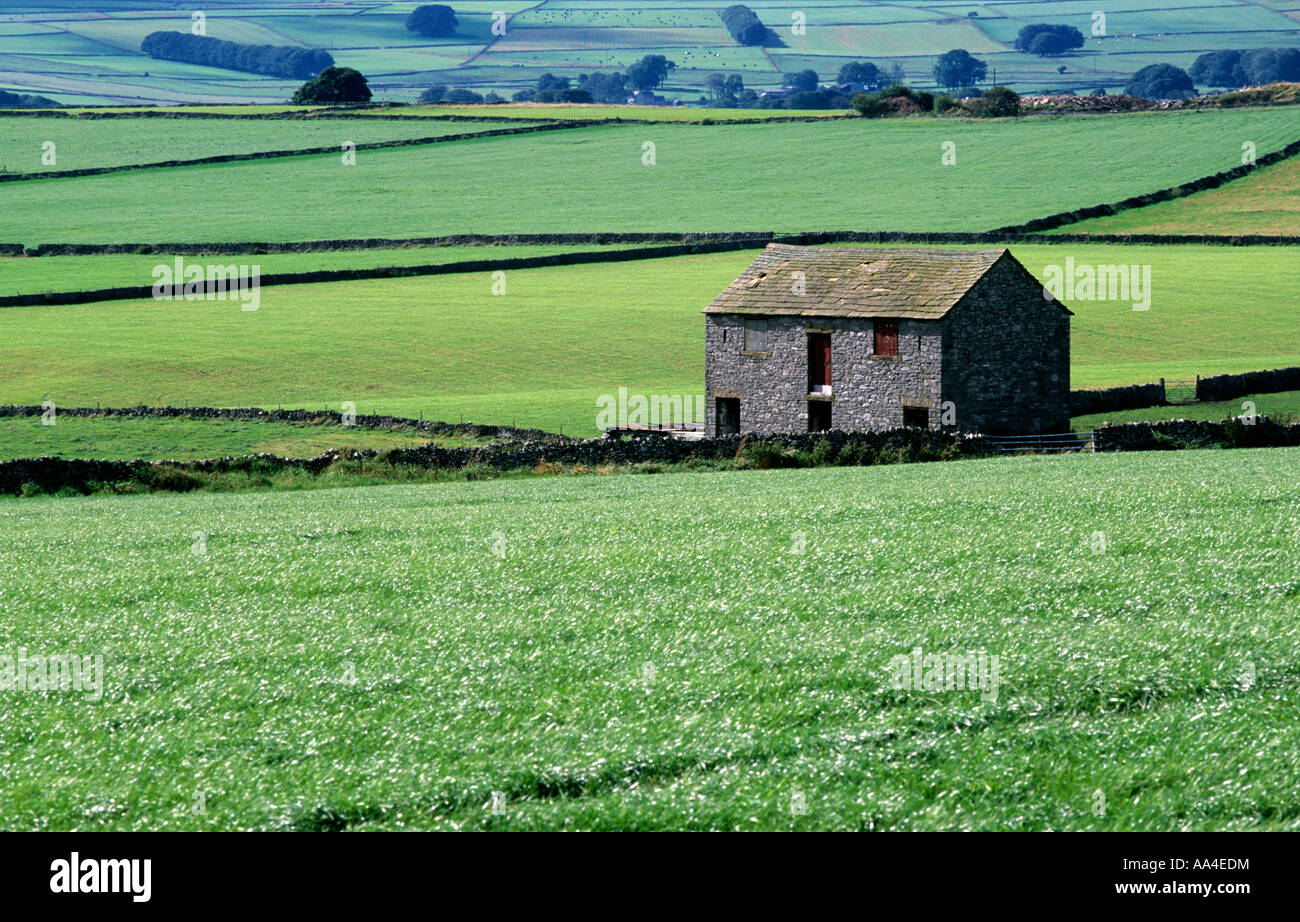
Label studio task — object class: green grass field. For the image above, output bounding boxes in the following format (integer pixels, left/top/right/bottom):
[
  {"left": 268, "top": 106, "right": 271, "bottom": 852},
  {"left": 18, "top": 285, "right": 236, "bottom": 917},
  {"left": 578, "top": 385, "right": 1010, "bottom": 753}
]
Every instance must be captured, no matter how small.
[
  {"left": 2, "top": 447, "right": 1297, "bottom": 830},
  {"left": 1057, "top": 155, "right": 1300, "bottom": 237},
  {"left": 0, "top": 415, "right": 449, "bottom": 462},
  {"left": 5, "top": 108, "right": 1296, "bottom": 245},
  {"left": 0, "top": 245, "right": 635, "bottom": 297},
  {"left": 0, "top": 116, "right": 543, "bottom": 173},
  {"left": 1, "top": 244, "right": 1295, "bottom": 437}
]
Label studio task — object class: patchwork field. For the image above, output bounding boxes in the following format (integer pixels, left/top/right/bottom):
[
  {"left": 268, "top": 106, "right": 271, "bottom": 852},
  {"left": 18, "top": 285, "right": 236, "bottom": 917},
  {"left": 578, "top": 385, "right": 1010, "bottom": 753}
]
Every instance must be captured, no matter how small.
[
  {"left": 4, "top": 107, "right": 1297, "bottom": 245},
  {"left": 3, "top": 447, "right": 1297, "bottom": 830},
  {"left": 2, "top": 244, "right": 1296, "bottom": 437},
  {"left": 5, "top": 0, "right": 1300, "bottom": 103}
]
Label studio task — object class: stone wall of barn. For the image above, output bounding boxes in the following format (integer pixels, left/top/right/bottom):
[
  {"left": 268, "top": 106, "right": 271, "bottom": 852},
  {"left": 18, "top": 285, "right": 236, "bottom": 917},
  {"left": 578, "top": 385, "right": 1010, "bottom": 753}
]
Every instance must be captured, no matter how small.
[
  {"left": 939, "top": 258, "right": 1071, "bottom": 435},
  {"left": 704, "top": 314, "right": 943, "bottom": 435}
]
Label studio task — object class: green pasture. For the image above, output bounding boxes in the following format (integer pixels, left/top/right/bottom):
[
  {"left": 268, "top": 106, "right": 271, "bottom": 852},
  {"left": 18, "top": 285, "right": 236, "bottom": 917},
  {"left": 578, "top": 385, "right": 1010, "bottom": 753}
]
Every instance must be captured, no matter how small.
[
  {"left": 0, "top": 244, "right": 1295, "bottom": 437},
  {"left": 0, "top": 245, "right": 635, "bottom": 297},
  {"left": 4, "top": 107, "right": 1296, "bottom": 245},
  {"left": 2, "top": 447, "right": 1297, "bottom": 829},
  {"left": 0, "top": 115, "right": 541, "bottom": 173}
]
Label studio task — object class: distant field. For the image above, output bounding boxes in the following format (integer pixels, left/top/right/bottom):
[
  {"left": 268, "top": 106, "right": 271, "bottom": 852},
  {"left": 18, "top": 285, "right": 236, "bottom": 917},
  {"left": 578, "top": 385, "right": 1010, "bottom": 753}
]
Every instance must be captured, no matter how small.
[
  {"left": 1054, "top": 155, "right": 1300, "bottom": 236},
  {"left": 4, "top": 107, "right": 1296, "bottom": 245},
  {"left": 0, "top": 245, "right": 636, "bottom": 297},
  {"left": 1, "top": 244, "right": 1295, "bottom": 436},
  {"left": 0, "top": 415, "right": 439, "bottom": 462},
  {"left": 3, "top": 448, "right": 1298, "bottom": 829},
  {"left": 0, "top": 116, "right": 542, "bottom": 172},
  {"left": 4, "top": 0, "right": 1300, "bottom": 104}
]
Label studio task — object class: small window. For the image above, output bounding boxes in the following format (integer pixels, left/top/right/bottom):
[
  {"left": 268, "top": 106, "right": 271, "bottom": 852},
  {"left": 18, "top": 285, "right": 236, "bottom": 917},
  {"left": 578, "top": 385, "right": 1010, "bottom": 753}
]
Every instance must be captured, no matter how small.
[
  {"left": 903, "top": 406, "right": 928, "bottom": 429},
  {"left": 743, "top": 320, "right": 771, "bottom": 353},
  {"left": 874, "top": 321, "right": 899, "bottom": 356},
  {"left": 716, "top": 397, "right": 740, "bottom": 435},
  {"left": 808, "top": 401, "right": 832, "bottom": 432}
]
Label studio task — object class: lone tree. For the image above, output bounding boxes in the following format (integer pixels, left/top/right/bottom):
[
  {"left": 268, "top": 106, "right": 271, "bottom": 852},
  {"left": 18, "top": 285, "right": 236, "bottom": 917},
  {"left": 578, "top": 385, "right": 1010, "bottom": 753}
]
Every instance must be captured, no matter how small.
[
  {"left": 406, "top": 5, "right": 458, "bottom": 38},
  {"left": 626, "top": 54, "right": 675, "bottom": 92},
  {"left": 1015, "top": 24, "right": 1084, "bottom": 56},
  {"left": 291, "top": 66, "right": 371, "bottom": 104},
  {"left": 1125, "top": 63, "right": 1194, "bottom": 100},
  {"left": 932, "top": 49, "right": 987, "bottom": 91}
]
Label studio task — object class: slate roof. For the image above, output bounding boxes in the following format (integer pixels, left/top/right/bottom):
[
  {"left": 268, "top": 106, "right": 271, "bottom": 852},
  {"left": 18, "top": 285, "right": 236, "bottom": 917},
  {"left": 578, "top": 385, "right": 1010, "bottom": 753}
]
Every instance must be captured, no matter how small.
[{"left": 704, "top": 244, "right": 1017, "bottom": 320}]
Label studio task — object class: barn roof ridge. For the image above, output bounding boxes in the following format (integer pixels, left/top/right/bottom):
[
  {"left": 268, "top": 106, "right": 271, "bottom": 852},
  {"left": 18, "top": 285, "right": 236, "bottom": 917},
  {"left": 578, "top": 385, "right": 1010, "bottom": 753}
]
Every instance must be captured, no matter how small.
[{"left": 704, "top": 243, "right": 1041, "bottom": 320}]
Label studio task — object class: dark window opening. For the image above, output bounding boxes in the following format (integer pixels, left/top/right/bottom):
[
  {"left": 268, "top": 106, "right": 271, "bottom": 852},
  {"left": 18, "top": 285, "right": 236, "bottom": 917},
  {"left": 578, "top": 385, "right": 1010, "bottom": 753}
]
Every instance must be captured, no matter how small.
[
  {"left": 716, "top": 397, "right": 740, "bottom": 435},
  {"left": 807, "top": 332, "right": 831, "bottom": 393},
  {"left": 808, "top": 401, "right": 832, "bottom": 432},
  {"left": 874, "top": 320, "right": 899, "bottom": 357},
  {"left": 903, "top": 406, "right": 929, "bottom": 429}
]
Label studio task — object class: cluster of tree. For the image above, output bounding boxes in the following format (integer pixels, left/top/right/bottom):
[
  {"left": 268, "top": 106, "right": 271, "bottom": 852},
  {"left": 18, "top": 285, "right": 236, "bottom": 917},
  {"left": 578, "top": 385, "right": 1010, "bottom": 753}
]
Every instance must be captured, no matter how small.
[
  {"left": 1190, "top": 47, "right": 1300, "bottom": 89},
  {"left": 1125, "top": 63, "right": 1195, "bottom": 100},
  {"left": 290, "top": 66, "right": 371, "bottom": 104},
  {"left": 837, "top": 60, "right": 892, "bottom": 90},
  {"left": 509, "top": 56, "right": 674, "bottom": 103},
  {"left": 852, "top": 84, "right": 1019, "bottom": 118},
  {"left": 1014, "top": 24, "right": 1085, "bottom": 57},
  {"left": 932, "top": 49, "right": 987, "bottom": 90},
  {"left": 141, "top": 31, "right": 333, "bottom": 79},
  {"left": 419, "top": 85, "right": 506, "bottom": 103},
  {"left": 720, "top": 5, "right": 768, "bottom": 45},
  {"left": 0, "top": 87, "right": 58, "bottom": 108},
  {"left": 406, "top": 4, "right": 458, "bottom": 37}
]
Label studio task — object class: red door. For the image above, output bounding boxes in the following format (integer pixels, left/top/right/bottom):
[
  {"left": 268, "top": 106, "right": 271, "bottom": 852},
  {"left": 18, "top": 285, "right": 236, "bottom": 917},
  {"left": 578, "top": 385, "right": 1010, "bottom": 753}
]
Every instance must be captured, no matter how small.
[{"left": 808, "top": 333, "right": 831, "bottom": 390}]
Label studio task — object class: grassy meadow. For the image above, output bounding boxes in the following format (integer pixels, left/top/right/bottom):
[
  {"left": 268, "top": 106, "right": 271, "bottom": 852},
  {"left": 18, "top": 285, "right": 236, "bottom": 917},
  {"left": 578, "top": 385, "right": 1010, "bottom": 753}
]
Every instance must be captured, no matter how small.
[
  {"left": 2, "top": 447, "right": 1297, "bottom": 830},
  {"left": 1, "top": 244, "right": 1294, "bottom": 438},
  {"left": 4, "top": 107, "right": 1297, "bottom": 245}
]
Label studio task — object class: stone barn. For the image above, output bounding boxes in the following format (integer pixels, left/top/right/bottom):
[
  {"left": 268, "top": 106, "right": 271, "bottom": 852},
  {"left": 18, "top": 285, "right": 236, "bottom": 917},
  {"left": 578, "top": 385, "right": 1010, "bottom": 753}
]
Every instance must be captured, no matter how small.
[{"left": 704, "top": 244, "right": 1071, "bottom": 436}]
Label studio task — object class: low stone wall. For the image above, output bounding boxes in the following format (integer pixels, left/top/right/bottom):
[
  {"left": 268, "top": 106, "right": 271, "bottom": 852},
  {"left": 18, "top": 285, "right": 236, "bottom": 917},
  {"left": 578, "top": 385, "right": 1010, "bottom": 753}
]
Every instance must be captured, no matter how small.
[
  {"left": 1070, "top": 382, "right": 1167, "bottom": 416},
  {"left": 0, "top": 120, "right": 590, "bottom": 185},
  {"left": 0, "top": 426, "right": 988, "bottom": 494},
  {"left": 1094, "top": 417, "right": 1300, "bottom": 451},
  {"left": 0, "top": 404, "right": 568, "bottom": 443},
  {"left": 3, "top": 414, "right": 1299, "bottom": 495},
  {"left": 1196, "top": 366, "right": 1300, "bottom": 402}
]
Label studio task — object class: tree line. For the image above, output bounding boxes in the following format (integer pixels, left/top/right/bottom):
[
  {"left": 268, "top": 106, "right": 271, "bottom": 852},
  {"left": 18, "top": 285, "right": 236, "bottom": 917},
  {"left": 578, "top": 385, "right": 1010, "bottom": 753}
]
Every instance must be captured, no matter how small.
[{"left": 141, "top": 31, "right": 334, "bottom": 80}]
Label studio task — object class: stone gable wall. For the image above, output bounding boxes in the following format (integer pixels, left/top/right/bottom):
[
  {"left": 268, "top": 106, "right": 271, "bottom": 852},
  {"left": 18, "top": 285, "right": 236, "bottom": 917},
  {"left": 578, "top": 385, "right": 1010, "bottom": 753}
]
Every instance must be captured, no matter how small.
[{"left": 940, "top": 258, "right": 1071, "bottom": 434}]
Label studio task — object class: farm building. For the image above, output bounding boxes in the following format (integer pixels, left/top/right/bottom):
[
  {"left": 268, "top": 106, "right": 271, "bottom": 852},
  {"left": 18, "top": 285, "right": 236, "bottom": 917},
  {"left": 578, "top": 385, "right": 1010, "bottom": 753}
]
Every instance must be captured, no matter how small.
[{"left": 704, "top": 244, "right": 1071, "bottom": 436}]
